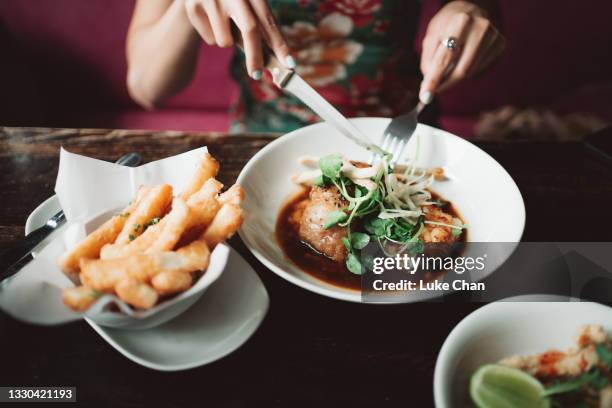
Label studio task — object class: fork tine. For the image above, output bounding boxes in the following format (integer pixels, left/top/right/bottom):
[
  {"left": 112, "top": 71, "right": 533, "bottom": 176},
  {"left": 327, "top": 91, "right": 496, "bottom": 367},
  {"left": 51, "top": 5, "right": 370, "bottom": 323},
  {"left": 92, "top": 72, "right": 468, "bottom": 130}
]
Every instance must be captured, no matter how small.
[
  {"left": 381, "top": 132, "right": 392, "bottom": 152},
  {"left": 387, "top": 136, "right": 399, "bottom": 160},
  {"left": 370, "top": 132, "right": 391, "bottom": 165},
  {"left": 369, "top": 133, "right": 387, "bottom": 164},
  {"left": 392, "top": 140, "right": 408, "bottom": 165}
]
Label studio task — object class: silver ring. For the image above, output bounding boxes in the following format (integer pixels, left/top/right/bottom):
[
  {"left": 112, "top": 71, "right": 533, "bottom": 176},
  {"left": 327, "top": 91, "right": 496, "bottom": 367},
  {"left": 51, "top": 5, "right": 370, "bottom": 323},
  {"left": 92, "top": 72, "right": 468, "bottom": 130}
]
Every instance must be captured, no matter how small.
[{"left": 442, "top": 36, "right": 459, "bottom": 51}]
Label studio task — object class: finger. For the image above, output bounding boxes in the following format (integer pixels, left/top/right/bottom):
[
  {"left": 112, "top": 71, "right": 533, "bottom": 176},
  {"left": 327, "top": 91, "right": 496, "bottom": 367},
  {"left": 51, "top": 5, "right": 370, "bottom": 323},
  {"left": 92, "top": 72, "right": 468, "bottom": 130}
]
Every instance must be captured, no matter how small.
[
  {"left": 436, "top": 18, "right": 495, "bottom": 93},
  {"left": 229, "top": 0, "right": 264, "bottom": 78},
  {"left": 420, "top": 34, "right": 440, "bottom": 76},
  {"left": 249, "top": 0, "right": 294, "bottom": 68},
  {"left": 184, "top": 0, "right": 215, "bottom": 45},
  {"left": 470, "top": 32, "right": 505, "bottom": 77},
  {"left": 419, "top": 43, "right": 456, "bottom": 104},
  {"left": 419, "top": 12, "right": 472, "bottom": 104},
  {"left": 202, "top": 0, "right": 233, "bottom": 48}
]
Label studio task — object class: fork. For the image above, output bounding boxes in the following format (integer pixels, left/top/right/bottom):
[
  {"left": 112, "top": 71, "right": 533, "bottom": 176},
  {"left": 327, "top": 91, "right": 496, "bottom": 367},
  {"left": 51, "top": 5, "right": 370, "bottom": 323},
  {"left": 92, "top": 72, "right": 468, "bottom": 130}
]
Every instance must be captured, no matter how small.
[{"left": 369, "top": 102, "right": 425, "bottom": 166}]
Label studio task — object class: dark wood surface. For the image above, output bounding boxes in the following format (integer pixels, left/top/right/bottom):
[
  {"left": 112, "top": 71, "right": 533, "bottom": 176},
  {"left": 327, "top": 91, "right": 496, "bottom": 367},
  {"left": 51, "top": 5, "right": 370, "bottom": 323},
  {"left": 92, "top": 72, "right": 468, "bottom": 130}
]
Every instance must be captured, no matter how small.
[{"left": 1, "top": 127, "right": 611, "bottom": 408}]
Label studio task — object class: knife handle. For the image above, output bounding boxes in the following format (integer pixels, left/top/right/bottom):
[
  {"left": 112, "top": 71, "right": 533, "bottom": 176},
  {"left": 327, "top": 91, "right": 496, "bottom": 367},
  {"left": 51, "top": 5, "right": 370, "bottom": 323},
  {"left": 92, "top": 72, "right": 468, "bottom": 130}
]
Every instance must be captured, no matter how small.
[{"left": 230, "top": 23, "right": 294, "bottom": 88}]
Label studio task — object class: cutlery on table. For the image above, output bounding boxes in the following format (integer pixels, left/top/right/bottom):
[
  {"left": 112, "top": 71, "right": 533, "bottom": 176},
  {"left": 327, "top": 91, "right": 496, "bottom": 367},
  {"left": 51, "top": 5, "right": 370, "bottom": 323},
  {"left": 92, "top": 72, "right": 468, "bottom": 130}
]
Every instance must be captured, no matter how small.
[{"left": 0, "top": 152, "right": 143, "bottom": 284}]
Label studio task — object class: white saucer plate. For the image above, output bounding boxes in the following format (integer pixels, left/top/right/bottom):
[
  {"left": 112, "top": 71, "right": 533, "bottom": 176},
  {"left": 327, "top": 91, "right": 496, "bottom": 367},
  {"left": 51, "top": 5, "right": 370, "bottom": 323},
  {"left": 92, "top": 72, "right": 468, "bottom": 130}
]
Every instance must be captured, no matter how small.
[{"left": 25, "top": 196, "right": 269, "bottom": 371}]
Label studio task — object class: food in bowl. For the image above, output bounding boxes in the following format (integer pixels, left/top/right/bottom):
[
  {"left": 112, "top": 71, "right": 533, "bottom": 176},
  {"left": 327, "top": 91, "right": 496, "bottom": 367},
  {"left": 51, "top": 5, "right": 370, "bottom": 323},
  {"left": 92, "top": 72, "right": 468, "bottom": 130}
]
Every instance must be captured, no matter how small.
[
  {"left": 59, "top": 153, "right": 244, "bottom": 311},
  {"left": 471, "top": 325, "right": 612, "bottom": 408},
  {"left": 276, "top": 153, "right": 465, "bottom": 289}
]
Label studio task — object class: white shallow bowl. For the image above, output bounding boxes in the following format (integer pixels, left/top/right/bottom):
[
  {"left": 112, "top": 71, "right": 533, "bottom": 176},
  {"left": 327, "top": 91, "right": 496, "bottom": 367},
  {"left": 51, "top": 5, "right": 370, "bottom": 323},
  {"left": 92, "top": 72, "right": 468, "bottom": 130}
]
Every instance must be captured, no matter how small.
[
  {"left": 24, "top": 197, "right": 228, "bottom": 330},
  {"left": 237, "top": 117, "right": 526, "bottom": 302},
  {"left": 434, "top": 296, "right": 612, "bottom": 407}
]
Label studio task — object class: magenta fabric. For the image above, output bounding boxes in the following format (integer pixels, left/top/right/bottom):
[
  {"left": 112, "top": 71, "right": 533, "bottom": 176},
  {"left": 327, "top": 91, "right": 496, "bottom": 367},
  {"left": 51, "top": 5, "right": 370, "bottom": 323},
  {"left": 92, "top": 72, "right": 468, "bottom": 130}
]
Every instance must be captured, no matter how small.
[{"left": 0, "top": 0, "right": 236, "bottom": 131}]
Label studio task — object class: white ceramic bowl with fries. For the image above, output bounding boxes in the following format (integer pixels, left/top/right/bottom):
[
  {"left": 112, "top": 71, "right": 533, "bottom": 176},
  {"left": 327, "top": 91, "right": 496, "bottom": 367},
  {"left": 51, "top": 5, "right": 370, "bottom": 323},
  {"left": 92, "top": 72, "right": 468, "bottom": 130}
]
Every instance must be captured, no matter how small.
[
  {"left": 237, "top": 118, "right": 525, "bottom": 302},
  {"left": 63, "top": 207, "right": 231, "bottom": 330},
  {"left": 56, "top": 152, "right": 245, "bottom": 329}
]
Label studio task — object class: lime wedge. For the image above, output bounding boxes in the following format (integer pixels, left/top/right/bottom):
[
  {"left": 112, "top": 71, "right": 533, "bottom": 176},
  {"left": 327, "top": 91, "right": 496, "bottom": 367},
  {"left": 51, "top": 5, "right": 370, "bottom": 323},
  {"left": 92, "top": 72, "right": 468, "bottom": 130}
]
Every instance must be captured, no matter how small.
[{"left": 470, "top": 364, "right": 550, "bottom": 408}]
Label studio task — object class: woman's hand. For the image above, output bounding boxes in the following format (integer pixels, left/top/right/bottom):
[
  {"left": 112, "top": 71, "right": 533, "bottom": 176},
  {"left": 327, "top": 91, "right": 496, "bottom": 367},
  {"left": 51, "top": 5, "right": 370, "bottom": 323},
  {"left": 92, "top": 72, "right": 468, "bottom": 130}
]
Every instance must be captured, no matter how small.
[
  {"left": 184, "top": 0, "right": 294, "bottom": 79},
  {"left": 419, "top": 1, "right": 505, "bottom": 104}
]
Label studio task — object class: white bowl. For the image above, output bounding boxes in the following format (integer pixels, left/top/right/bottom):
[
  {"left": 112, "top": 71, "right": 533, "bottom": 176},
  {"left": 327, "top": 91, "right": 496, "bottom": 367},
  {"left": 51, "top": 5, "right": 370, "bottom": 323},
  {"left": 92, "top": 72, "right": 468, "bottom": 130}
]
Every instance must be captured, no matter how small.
[
  {"left": 19, "top": 197, "right": 229, "bottom": 330},
  {"left": 237, "top": 118, "right": 525, "bottom": 302},
  {"left": 434, "top": 297, "right": 612, "bottom": 407}
]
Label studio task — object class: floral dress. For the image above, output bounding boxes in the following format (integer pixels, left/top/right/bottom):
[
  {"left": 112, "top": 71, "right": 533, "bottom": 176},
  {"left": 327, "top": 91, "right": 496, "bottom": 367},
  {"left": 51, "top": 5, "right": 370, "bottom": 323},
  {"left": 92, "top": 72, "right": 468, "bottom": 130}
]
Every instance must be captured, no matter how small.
[{"left": 230, "top": 0, "right": 422, "bottom": 133}]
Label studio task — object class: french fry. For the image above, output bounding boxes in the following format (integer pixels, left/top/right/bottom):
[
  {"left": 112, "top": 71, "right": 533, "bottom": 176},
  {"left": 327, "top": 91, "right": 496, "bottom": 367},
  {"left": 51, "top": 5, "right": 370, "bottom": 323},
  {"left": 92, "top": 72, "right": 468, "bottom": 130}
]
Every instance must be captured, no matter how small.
[
  {"left": 202, "top": 203, "right": 244, "bottom": 249},
  {"left": 80, "top": 239, "right": 211, "bottom": 292},
  {"left": 102, "top": 181, "right": 222, "bottom": 260},
  {"left": 79, "top": 255, "right": 152, "bottom": 292},
  {"left": 180, "top": 152, "right": 219, "bottom": 200},
  {"left": 62, "top": 286, "right": 101, "bottom": 312},
  {"left": 218, "top": 184, "right": 245, "bottom": 206},
  {"left": 186, "top": 178, "right": 223, "bottom": 206},
  {"left": 171, "top": 239, "right": 210, "bottom": 271},
  {"left": 145, "top": 198, "right": 190, "bottom": 253},
  {"left": 100, "top": 217, "right": 167, "bottom": 260},
  {"left": 115, "top": 278, "right": 158, "bottom": 310},
  {"left": 185, "top": 178, "right": 223, "bottom": 230},
  {"left": 115, "top": 184, "right": 173, "bottom": 245},
  {"left": 151, "top": 271, "right": 192, "bottom": 296},
  {"left": 58, "top": 186, "right": 150, "bottom": 274}
]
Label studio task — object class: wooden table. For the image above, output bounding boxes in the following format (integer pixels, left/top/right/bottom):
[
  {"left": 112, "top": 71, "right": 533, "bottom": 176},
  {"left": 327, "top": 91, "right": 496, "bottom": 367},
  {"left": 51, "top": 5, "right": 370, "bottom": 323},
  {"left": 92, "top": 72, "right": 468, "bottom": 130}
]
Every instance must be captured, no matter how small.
[{"left": 1, "top": 127, "right": 611, "bottom": 407}]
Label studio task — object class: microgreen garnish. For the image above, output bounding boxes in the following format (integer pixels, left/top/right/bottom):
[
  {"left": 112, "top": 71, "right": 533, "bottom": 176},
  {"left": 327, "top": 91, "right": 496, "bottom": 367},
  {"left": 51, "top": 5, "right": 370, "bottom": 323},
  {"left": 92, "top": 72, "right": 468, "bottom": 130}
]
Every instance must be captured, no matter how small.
[
  {"left": 544, "top": 368, "right": 609, "bottom": 397},
  {"left": 324, "top": 210, "right": 348, "bottom": 229},
  {"left": 315, "top": 151, "right": 443, "bottom": 274},
  {"left": 133, "top": 223, "right": 141, "bottom": 232},
  {"left": 143, "top": 217, "right": 160, "bottom": 231},
  {"left": 350, "top": 233, "right": 370, "bottom": 250},
  {"left": 346, "top": 253, "right": 362, "bottom": 275},
  {"left": 319, "top": 154, "right": 343, "bottom": 179},
  {"left": 597, "top": 343, "right": 612, "bottom": 368},
  {"left": 129, "top": 234, "right": 135, "bottom": 241}
]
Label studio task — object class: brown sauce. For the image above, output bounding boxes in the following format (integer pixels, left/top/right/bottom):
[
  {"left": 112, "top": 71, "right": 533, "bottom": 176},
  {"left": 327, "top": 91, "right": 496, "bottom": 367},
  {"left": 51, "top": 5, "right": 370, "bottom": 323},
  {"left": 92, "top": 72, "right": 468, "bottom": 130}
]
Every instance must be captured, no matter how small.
[
  {"left": 275, "top": 186, "right": 465, "bottom": 290},
  {"left": 276, "top": 188, "right": 362, "bottom": 290}
]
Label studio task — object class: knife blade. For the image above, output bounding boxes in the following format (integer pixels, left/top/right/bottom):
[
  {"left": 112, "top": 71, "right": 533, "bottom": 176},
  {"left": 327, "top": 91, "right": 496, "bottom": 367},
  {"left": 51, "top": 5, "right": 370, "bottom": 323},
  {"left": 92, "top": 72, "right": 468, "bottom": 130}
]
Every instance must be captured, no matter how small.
[
  {"left": 0, "top": 152, "right": 143, "bottom": 283},
  {"left": 267, "top": 61, "right": 385, "bottom": 155},
  {"left": 230, "top": 24, "right": 383, "bottom": 155}
]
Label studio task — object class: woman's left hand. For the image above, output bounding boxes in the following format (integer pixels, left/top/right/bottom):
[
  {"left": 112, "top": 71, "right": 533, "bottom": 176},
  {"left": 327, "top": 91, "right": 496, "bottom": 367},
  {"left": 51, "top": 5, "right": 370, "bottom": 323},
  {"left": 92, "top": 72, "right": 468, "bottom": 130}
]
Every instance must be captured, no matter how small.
[{"left": 419, "top": 1, "right": 505, "bottom": 104}]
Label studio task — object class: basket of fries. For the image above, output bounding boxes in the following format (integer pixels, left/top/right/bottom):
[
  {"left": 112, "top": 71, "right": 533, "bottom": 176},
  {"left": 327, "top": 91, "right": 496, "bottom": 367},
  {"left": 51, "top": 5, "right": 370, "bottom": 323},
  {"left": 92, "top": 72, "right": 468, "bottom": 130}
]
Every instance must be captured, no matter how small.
[{"left": 51, "top": 150, "right": 245, "bottom": 329}]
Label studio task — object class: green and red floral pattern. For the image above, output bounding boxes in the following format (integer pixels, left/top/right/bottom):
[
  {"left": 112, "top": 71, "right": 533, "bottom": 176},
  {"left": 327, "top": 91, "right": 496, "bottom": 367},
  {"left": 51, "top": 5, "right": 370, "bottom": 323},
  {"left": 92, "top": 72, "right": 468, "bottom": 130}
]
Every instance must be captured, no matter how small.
[{"left": 230, "top": 0, "right": 421, "bottom": 133}]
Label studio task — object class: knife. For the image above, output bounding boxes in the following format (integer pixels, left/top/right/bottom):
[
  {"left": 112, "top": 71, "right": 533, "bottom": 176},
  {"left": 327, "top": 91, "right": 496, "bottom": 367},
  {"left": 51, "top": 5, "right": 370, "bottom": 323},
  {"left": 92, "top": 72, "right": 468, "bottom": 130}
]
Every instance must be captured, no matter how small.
[
  {"left": 0, "top": 152, "right": 143, "bottom": 283},
  {"left": 232, "top": 27, "right": 383, "bottom": 155}
]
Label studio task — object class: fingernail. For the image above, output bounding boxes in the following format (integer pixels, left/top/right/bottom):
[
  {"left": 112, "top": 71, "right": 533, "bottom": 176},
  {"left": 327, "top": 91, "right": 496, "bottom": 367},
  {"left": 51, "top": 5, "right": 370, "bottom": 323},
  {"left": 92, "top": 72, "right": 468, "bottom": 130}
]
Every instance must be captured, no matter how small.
[
  {"left": 420, "top": 90, "right": 433, "bottom": 105},
  {"left": 285, "top": 55, "right": 296, "bottom": 69},
  {"left": 251, "top": 70, "right": 262, "bottom": 80}
]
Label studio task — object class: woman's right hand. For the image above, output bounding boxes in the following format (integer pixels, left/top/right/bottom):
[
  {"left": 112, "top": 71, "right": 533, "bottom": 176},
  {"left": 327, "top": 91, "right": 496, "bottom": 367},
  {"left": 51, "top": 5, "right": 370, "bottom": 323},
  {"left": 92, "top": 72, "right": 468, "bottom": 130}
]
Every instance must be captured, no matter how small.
[{"left": 184, "top": 0, "right": 294, "bottom": 79}]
